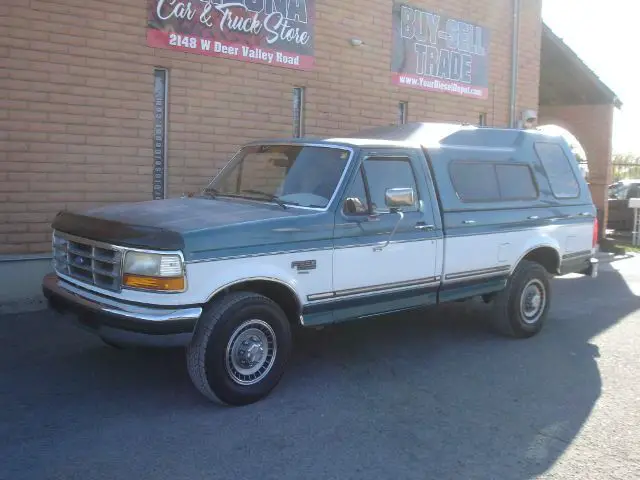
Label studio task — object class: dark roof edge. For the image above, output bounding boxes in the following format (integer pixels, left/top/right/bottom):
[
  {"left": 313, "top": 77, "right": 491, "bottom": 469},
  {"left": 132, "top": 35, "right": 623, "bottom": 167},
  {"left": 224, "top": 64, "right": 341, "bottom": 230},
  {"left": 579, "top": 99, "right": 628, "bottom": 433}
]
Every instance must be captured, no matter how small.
[{"left": 542, "top": 22, "right": 622, "bottom": 109}]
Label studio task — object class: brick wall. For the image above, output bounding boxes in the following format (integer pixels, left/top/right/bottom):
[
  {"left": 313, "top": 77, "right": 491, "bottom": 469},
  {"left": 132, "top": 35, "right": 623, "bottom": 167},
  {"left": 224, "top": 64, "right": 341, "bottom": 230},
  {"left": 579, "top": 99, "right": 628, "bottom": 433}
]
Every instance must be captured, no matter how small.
[{"left": 1, "top": 0, "right": 542, "bottom": 254}]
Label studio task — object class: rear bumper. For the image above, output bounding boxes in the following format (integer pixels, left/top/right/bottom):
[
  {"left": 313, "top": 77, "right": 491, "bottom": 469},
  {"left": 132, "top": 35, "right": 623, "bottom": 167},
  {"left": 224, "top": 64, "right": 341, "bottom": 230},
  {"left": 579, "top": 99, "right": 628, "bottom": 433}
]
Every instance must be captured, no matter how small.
[
  {"left": 582, "top": 257, "right": 599, "bottom": 278},
  {"left": 42, "top": 273, "right": 201, "bottom": 347}
]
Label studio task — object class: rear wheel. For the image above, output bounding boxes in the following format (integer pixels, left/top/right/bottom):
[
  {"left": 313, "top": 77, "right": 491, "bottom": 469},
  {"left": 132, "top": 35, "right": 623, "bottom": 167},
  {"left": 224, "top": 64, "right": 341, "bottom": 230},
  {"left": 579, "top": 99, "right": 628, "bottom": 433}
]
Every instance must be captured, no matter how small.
[
  {"left": 186, "top": 292, "right": 292, "bottom": 406},
  {"left": 491, "top": 260, "right": 550, "bottom": 338}
]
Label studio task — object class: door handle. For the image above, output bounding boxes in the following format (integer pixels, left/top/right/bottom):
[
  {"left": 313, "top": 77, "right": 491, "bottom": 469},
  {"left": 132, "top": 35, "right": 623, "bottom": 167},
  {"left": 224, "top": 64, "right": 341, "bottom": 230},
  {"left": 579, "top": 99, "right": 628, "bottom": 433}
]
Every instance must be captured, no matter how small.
[
  {"left": 415, "top": 223, "right": 435, "bottom": 231},
  {"left": 462, "top": 220, "right": 476, "bottom": 225},
  {"left": 577, "top": 212, "right": 592, "bottom": 217},
  {"left": 528, "top": 215, "right": 540, "bottom": 220}
]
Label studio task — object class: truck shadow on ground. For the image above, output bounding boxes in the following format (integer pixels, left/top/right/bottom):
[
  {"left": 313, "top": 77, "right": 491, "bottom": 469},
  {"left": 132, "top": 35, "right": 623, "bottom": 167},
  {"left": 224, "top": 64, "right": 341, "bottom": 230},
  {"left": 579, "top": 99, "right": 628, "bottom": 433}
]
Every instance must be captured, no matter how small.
[
  {"left": 1, "top": 262, "right": 638, "bottom": 480},
  {"left": 284, "top": 264, "right": 640, "bottom": 478}
]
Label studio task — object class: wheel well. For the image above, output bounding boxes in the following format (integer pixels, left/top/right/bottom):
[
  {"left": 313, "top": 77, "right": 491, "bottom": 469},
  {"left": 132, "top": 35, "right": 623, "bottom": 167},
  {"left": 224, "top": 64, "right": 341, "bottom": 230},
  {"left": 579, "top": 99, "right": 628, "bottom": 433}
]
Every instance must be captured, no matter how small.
[
  {"left": 521, "top": 247, "right": 560, "bottom": 274},
  {"left": 212, "top": 280, "right": 302, "bottom": 326}
]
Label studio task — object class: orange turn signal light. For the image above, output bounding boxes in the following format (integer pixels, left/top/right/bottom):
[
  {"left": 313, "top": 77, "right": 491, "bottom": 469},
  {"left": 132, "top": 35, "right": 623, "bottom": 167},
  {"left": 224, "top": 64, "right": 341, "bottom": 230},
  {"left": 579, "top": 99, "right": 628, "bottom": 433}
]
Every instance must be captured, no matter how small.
[{"left": 123, "top": 274, "right": 185, "bottom": 291}]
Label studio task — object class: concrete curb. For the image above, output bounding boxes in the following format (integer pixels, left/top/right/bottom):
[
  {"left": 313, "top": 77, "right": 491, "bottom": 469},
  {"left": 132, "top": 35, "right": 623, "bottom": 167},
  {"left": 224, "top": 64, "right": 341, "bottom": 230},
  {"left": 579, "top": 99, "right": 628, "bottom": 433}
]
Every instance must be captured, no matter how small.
[
  {"left": 596, "top": 252, "right": 616, "bottom": 262},
  {"left": 597, "top": 250, "right": 638, "bottom": 263}
]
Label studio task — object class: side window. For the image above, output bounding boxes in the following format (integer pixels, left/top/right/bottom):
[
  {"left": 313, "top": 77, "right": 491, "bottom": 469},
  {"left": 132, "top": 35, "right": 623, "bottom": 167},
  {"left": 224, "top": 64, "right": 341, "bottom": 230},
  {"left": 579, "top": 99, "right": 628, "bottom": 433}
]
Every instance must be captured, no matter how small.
[
  {"left": 450, "top": 162, "right": 500, "bottom": 202},
  {"left": 628, "top": 184, "right": 640, "bottom": 199},
  {"left": 534, "top": 142, "right": 580, "bottom": 198},
  {"left": 450, "top": 162, "right": 538, "bottom": 202},
  {"left": 363, "top": 157, "right": 418, "bottom": 213},
  {"left": 496, "top": 164, "right": 538, "bottom": 200},
  {"left": 343, "top": 167, "right": 369, "bottom": 215}
]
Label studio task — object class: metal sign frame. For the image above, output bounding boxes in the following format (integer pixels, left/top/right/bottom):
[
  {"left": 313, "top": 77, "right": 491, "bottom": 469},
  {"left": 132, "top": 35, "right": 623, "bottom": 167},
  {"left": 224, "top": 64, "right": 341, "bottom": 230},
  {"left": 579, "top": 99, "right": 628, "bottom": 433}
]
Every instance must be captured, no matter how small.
[{"left": 153, "top": 68, "right": 168, "bottom": 200}]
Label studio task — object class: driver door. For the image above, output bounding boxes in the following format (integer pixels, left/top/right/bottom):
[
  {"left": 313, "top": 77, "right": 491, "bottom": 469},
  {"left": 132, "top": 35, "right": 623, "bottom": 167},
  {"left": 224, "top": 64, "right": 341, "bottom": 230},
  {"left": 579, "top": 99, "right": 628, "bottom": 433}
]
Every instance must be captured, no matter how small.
[{"left": 331, "top": 150, "right": 441, "bottom": 319}]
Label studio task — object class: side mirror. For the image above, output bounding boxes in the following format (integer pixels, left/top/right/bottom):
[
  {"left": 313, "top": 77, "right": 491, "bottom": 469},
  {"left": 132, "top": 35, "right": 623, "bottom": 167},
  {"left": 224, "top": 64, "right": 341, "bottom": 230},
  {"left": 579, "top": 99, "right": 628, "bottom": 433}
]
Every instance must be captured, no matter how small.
[
  {"left": 343, "top": 197, "right": 367, "bottom": 215},
  {"left": 385, "top": 187, "right": 415, "bottom": 209},
  {"left": 373, "top": 187, "right": 415, "bottom": 252}
]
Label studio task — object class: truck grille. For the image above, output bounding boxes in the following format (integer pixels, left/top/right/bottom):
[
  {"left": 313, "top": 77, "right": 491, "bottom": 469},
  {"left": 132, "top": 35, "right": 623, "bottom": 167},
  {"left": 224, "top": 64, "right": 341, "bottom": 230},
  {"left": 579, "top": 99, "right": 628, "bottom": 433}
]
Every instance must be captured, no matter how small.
[{"left": 52, "top": 231, "right": 123, "bottom": 291}]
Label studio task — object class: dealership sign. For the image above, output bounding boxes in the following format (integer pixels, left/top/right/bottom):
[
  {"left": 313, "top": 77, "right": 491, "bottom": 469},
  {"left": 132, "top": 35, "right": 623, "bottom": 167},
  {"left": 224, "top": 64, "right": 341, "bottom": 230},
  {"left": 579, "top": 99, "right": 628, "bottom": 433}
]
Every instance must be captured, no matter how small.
[
  {"left": 391, "top": 1, "right": 490, "bottom": 99},
  {"left": 147, "top": 0, "right": 315, "bottom": 70}
]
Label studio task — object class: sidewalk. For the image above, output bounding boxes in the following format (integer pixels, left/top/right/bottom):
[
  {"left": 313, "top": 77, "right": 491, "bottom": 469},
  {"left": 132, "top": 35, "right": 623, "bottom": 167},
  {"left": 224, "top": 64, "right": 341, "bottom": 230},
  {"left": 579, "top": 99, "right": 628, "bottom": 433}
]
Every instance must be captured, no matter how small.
[{"left": 0, "top": 256, "right": 52, "bottom": 315}]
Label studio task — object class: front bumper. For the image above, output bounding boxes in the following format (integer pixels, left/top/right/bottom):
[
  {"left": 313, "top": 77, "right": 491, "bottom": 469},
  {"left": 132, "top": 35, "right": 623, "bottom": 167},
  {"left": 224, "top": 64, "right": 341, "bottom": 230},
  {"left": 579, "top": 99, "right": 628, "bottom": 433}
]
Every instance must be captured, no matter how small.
[{"left": 42, "top": 273, "right": 202, "bottom": 347}]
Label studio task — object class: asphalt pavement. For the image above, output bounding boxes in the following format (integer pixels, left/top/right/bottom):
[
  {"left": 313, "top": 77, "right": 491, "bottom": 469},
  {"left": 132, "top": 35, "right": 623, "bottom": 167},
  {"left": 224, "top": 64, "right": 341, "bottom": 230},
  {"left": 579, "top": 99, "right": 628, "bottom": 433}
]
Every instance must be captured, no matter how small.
[{"left": 2, "top": 256, "right": 640, "bottom": 480}]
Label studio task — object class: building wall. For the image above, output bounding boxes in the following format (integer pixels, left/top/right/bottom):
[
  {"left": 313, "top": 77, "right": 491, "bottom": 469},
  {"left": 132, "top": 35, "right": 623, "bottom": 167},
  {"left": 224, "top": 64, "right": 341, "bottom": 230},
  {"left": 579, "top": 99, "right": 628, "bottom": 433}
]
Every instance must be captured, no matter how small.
[{"left": 1, "top": 0, "right": 543, "bottom": 254}]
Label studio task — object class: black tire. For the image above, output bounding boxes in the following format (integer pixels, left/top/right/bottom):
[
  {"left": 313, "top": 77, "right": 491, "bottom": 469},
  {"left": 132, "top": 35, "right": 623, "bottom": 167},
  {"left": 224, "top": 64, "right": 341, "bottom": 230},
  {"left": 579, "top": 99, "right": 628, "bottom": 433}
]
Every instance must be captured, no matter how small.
[
  {"left": 491, "top": 260, "right": 551, "bottom": 338},
  {"left": 186, "top": 291, "right": 292, "bottom": 406},
  {"left": 100, "top": 338, "right": 126, "bottom": 349}
]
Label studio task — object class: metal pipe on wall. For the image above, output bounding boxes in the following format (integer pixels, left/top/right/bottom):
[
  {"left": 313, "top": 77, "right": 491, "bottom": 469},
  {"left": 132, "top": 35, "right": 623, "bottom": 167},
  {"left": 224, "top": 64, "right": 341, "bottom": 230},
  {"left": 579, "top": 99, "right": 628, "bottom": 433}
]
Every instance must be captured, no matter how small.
[{"left": 509, "top": 0, "right": 521, "bottom": 128}]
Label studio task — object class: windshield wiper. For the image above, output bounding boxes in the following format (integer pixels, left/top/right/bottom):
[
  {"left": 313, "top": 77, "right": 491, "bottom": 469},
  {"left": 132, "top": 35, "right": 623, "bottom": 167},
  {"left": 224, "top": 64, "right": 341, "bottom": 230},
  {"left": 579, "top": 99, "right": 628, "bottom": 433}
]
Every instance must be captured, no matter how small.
[{"left": 240, "top": 190, "right": 288, "bottom": 209}]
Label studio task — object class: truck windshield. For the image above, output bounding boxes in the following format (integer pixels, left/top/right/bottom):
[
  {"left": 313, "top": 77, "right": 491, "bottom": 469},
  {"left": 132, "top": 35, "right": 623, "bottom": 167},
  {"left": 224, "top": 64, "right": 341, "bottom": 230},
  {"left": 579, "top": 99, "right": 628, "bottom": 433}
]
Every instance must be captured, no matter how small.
[{"left": 203, "top": 144, "right": 352, "bottom": 208}]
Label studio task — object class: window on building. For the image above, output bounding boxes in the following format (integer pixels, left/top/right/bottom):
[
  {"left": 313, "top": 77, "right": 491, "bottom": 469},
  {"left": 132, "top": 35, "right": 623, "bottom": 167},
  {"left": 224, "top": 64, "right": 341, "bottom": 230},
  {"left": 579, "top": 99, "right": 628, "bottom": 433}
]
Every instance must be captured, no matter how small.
[
  {"left": 398, "top": 102, "right": 408, "bottom": 125},
  {"left": 450, "top": 161, "right": 538, "bottom": 203},
  {"left": 533, "top": 142, "right": 580, "bottom": 198},
  {"left": 293, "top": 87, "right": 305, "bottom": 138}
]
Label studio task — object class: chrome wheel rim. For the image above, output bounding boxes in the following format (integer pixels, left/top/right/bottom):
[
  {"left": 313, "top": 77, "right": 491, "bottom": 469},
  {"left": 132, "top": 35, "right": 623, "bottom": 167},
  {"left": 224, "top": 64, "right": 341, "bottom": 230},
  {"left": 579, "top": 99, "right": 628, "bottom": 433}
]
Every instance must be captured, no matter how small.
[
  {"left": 520, "top": 279, "right": 546, "bottom": 325},
  {"left": 225, "top": 319, "right": 277, "bottom": 386}
]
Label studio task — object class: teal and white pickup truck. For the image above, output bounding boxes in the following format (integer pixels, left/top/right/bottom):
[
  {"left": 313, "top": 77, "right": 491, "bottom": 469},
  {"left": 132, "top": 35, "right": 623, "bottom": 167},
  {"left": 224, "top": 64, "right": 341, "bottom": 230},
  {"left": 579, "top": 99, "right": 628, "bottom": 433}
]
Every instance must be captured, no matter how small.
[{"left": 43, "top": 122, "right": 599, "bottom": 406}]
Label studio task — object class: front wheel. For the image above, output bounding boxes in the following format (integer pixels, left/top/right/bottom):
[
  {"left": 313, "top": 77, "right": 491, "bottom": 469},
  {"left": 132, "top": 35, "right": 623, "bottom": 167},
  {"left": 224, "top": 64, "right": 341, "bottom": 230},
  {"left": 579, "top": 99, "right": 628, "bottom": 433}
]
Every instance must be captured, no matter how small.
[
  {"left": 186, "top": 292, "right": 292, "bottom": 406},
  {"left": 491, "top": 260, "right": 551, "bottom": 338},
  {"left": 100, "top": 338, "right": 126, "bottom": 349}
]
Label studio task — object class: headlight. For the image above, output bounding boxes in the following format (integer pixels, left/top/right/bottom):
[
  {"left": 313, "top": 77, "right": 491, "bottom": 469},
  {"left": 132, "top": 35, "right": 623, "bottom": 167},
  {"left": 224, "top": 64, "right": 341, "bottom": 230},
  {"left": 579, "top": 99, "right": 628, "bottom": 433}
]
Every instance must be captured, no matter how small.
[{"left": 122, "top": 252, "right": 185, "bottom": 292}]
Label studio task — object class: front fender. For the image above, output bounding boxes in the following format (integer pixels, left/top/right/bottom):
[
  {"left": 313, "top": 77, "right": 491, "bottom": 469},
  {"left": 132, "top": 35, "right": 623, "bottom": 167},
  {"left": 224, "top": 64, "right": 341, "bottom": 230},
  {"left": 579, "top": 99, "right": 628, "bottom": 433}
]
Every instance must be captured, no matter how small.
[{"left": 185, "top": 250, "right": 333, "bottom": 306}]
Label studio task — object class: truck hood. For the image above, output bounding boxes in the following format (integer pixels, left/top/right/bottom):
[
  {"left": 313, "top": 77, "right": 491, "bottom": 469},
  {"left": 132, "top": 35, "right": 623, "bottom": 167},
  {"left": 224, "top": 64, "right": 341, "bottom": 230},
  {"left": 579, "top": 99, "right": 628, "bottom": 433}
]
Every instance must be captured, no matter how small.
[{"left": 51, "top": 197, "right": 329, "bottom": 255}]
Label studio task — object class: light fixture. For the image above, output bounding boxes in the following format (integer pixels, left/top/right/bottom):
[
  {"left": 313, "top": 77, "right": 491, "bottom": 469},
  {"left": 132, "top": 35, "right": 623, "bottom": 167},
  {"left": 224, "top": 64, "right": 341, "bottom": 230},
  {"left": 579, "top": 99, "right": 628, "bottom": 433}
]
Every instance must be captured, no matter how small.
[{"left": 350, "top": 38, "right": 363, "bottom": 47}]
